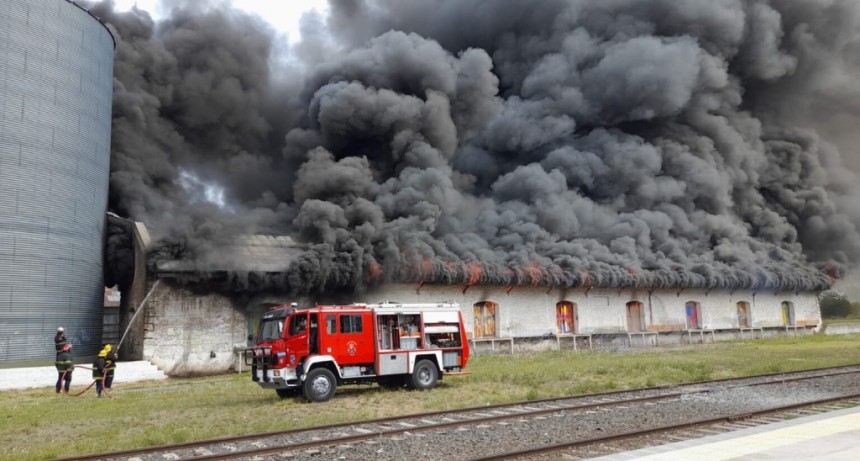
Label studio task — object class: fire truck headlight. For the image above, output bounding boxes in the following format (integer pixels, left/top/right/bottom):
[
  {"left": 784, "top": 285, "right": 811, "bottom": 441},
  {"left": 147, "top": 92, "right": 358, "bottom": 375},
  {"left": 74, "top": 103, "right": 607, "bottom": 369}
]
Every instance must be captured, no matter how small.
[{"left": 273, "top": 370, "right": 280, "bottom": 377}]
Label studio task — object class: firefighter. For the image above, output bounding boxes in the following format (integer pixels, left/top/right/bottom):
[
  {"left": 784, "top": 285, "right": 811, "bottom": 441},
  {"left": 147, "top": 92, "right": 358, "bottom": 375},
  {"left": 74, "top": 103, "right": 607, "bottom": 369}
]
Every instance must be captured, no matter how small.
[
  {"left": 103, "top": 344, "right": 117, "bottom": 391},
  {"left": 55, "top": 343, "right": 73, "bottom": 394},
  {"left": 92, "top": 348, "right": 107, "bottom": 397},
  {"left": 54, "top": 327, "right": 67, "bottom": 355},
  {"left": 291, "top": 316, "right": 307, "bottom": 335}
]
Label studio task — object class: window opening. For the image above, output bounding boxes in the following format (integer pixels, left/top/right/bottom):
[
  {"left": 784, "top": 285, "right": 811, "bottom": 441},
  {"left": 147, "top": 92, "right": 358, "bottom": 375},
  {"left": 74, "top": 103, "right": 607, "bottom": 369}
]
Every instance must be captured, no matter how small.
[
  {"left": 781, "top": 301, "right": 795, "bottom": 326},
  {"left": 288, "top": 314, "right": 307, "bottom": 336},
  {"left": 258, "top": 318, "right": 284, "bottom": 341},
  {"left": 737, "top": 301, "right": 751, "bottom": 328},
  {"left": 556, "top": 301, "right": 576, "bottom": 334},
  {"left": 626, "top": 301, "right": 644, "bottom": 332},
  {"left": 473, "top": 301, "right": 498, "bottom": 338},
  {"left": 685, "top": 301, "right": 701, "bottom": 329},
  {"left": 340, "top": 314, "right": 363, "bottom": 334}
]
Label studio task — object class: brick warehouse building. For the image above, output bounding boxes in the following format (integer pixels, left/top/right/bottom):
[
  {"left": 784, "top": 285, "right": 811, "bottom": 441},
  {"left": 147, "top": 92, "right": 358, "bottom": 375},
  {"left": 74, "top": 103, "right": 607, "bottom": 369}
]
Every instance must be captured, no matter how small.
[{"left": 115, "top": 219, "right": 823, "bottom": 376}]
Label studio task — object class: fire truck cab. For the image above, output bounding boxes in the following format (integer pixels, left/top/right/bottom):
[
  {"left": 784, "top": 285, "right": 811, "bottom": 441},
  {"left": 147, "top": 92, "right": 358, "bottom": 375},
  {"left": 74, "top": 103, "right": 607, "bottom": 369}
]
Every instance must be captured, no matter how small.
[{"left": 246, "top": 302, "right": 470, "bottom": 402}]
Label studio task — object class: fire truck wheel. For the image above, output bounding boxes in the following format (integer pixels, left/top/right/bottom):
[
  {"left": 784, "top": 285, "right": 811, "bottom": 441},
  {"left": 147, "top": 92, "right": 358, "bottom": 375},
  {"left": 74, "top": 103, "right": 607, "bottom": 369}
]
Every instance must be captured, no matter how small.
[
  {"left": 302, "top": 368, "right": 337, "bottom": 402},
  {"left": 410, "top": 360, "right": 438, "bottom": 390}
]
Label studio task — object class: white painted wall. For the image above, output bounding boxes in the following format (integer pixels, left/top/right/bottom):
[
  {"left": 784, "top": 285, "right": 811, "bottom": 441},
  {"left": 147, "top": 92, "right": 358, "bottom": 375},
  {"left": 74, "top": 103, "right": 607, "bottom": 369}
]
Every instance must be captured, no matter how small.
[
  {"left": 364, "top": 284, "right": 821, "bottom": 335},
  {"left": 140, "top": 282, "right": 304, "bottom": 375},
  {"left": 140, "top": 281, "right": 822, "bottom": 375},
  {"left": 142, "top": 284, "right": 245, "bottom": 375}
]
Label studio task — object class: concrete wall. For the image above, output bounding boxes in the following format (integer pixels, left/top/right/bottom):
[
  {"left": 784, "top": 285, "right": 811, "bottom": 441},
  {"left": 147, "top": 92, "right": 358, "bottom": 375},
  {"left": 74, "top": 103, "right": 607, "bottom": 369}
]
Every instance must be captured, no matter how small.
[
  {"left": 142, "top": 283, "right": 245, "bottom": 375},
  {"left": 136, "top": 281, "right": 821, "bottom": 375},
  {"left": 139, "top": 280, "right": 307, "bottom": 376},
  {"left": 363, "top": 284, "right": 821, "bottom": 336}
]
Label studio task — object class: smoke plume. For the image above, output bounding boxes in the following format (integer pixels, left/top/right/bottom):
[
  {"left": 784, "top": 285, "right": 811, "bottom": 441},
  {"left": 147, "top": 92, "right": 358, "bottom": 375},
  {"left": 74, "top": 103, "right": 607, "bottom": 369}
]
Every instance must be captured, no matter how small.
[{"left": 90, "top": 0, "right": 860, "bottom": 293}]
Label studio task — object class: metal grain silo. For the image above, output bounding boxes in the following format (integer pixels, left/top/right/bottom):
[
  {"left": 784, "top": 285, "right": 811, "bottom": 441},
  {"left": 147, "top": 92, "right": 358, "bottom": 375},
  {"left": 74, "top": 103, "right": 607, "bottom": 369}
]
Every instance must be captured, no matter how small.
[{"left": 0, "top": 0, "right": 115, "bottom": 363}]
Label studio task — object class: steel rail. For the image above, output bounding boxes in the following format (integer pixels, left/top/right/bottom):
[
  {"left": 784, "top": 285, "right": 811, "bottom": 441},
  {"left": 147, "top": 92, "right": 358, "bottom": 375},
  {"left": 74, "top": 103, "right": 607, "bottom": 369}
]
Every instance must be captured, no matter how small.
[
  {"left": 57, "top": 364, "right": 860, "bottom": 461},
  {"left": 146, "top": 369, "right": 860, "bottom": 461},
  {"left": 465, "top": 394, "right": 860, "bottom": 461}
]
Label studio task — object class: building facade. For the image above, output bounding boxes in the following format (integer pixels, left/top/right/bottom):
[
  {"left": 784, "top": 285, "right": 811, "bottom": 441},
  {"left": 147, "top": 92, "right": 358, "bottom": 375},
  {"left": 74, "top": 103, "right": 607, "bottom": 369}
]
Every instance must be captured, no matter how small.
[{"left": 126, "top": 278, "right": 820, "bottom": 376}]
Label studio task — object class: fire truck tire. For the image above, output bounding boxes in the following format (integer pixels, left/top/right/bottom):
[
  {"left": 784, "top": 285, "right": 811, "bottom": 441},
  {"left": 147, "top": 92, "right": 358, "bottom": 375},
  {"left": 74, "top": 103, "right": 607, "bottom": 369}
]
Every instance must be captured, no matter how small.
[
  {"left": 303, "top": 368, "right": 337, "bottom": 402},
  {"left": 410, "top": 360, "right": 438, "bottom": 390}
]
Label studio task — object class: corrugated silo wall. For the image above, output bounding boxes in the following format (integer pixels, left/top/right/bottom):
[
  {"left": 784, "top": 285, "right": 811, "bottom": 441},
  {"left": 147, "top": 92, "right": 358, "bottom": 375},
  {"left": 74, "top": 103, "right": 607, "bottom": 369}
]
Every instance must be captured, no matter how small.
[{"left": 0, "top": 0, "right": 114, "bottom": 363}]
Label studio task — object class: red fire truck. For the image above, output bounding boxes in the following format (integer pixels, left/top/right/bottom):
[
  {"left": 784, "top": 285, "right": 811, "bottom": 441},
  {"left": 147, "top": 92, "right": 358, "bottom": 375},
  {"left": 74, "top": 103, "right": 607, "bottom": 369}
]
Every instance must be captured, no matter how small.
[{"left": 245, "top": 302, "right": 470, "bottom": 402}]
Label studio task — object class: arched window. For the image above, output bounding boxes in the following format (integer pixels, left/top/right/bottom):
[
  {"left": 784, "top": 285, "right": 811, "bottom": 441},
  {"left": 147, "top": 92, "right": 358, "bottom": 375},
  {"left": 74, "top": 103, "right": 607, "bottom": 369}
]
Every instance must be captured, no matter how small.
[
  {"left": 473, "top": 301, "right": 497, "bottom": 338},
  {"left": 556, "top": 301, "right": 576, "bottom": 334},
  {"left": 685, "top": 301, "right": 702, "bottom": 329},
  {"left": 781, "top": 301, "right": 795, "bottom": 326},
  {"left": 626, "top": 301, "right": 644, "bottom": 332},
  {"left": 737, "top": 301, "right": 751, "bottom": 328}
]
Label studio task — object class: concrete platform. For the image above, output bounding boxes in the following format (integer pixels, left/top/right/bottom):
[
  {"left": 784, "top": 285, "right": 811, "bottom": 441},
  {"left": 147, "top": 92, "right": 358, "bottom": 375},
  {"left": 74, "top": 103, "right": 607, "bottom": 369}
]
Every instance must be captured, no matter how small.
[
  {"left": 0, "top": 361, "right": 168, "bottom": 391},
  {"left": 590, "top": 405, "right": 860, "bottom": 460}
]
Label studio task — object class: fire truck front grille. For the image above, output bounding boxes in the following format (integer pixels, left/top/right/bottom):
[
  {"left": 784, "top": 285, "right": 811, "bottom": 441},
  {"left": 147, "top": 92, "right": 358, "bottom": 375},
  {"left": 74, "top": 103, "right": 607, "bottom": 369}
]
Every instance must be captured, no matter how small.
[{"left": 244, "top": 347, "right": 277, "bottom": 366}]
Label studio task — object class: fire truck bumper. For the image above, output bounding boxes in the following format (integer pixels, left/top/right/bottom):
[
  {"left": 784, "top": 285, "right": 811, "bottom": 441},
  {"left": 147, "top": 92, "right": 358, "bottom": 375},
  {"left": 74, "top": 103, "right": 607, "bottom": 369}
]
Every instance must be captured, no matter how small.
[{"left": 253, "top": 367, "right": 300, "bottom": 389}]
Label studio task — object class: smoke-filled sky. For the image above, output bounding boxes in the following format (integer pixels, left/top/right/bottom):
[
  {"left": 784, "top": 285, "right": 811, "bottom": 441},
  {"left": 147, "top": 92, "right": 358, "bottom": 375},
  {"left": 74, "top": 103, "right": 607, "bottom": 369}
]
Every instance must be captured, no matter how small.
[{"left": 88, "top": 0, "right": 860, "bottom": 293}]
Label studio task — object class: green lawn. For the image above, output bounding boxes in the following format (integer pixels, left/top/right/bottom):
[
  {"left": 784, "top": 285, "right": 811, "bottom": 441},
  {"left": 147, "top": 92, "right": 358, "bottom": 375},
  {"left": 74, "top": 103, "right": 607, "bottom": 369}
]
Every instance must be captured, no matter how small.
[
  {"left": 3, "top": 333, "right": 860, "bottom": 460},
  {"left": 822, "top": 317, "right": 860, "bottom": 325}
]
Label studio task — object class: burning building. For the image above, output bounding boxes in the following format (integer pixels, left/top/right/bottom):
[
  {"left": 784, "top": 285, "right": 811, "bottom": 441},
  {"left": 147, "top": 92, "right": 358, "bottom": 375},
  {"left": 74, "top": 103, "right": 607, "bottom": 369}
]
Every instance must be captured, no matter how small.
[{"left": 8, "top": 1, "right": 859, "bottom": 371}]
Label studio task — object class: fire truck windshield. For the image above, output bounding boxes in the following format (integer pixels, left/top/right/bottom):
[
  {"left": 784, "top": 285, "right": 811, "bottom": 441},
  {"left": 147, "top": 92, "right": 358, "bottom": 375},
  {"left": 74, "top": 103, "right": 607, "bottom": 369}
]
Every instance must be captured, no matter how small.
[{"left": 258, "top": 318, "right": 284, "bottom": 341}]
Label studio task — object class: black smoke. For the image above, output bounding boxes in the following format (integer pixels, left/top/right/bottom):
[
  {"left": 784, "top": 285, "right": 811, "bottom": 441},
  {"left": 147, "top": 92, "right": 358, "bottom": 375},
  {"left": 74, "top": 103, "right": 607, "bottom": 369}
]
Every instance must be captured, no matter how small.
[{"left": 93, "top": 0, "right": 860, "bottom": 293}]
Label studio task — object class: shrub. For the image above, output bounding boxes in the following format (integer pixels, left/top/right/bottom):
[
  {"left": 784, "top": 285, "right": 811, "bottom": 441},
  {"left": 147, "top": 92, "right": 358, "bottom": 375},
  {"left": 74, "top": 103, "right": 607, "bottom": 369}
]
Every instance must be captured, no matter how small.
[{"left": 820, "top": 292, "right": 855, "bottom": 318}]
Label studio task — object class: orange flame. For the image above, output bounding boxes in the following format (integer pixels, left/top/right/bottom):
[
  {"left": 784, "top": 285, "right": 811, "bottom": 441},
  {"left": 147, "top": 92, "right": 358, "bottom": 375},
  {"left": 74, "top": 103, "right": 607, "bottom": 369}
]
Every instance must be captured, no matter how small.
[
  {"left": 464, "top": 262, "right": 482, "bottom": 285},
  {"left": 367, "top": 262, "right": 382, "bottom": 282},
  {"left": 421, "top": 257, "right": 433, "bottom": 278},
  {"left": 823, "top": 261, "right": 839, "bottom": 279},
  {"left": 580, "top": 270, "right": 592, "bottom": 287},
  {"left": 523, "top": 263, "right": 543, "bottom": 287}
]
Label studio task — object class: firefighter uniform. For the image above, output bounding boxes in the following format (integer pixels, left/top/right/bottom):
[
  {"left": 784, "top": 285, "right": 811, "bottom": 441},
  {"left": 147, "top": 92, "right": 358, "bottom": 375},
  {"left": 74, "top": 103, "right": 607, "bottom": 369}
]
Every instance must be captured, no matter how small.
[
  {"left": 92, "top": 351, "right": 106, "bottom": 397},
  {"left": 55, "top": 344, "right": 73, "bottom": 394},
  {"left": 103, "top": 345, "right": 116, "bottom": 390}
]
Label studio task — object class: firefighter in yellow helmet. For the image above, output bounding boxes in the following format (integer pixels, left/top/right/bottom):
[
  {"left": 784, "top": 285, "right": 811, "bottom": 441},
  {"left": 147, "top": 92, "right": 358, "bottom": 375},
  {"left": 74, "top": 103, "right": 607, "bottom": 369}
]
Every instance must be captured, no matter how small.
[
  {"left": 93, "top": 347, "right": 107, "bottom": 397},
  {"left": 102, "top": 344, "right": 117, "bottom": 391}
]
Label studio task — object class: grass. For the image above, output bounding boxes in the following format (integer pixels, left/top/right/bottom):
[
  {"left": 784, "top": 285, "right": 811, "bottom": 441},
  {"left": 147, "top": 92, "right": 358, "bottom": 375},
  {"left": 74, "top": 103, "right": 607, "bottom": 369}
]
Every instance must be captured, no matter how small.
[
  {"left": 2, "top": 333, "right": 860, "bottom": 460},
  {"left": 822, "top": 317, "right": 860, "bottom": 325}
]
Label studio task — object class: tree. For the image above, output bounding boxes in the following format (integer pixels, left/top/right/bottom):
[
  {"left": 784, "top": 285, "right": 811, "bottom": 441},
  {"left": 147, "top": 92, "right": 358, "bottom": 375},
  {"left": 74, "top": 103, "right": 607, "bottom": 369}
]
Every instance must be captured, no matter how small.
[{"left": 820, "top": 291, "right": 855, "bottom": 318}]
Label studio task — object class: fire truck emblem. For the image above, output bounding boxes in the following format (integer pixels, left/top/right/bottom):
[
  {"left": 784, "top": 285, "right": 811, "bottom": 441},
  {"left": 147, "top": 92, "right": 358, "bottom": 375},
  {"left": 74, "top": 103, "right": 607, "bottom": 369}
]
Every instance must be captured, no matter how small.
[{"left": 346, "top": 341, "right": 358, "bottom": 355}]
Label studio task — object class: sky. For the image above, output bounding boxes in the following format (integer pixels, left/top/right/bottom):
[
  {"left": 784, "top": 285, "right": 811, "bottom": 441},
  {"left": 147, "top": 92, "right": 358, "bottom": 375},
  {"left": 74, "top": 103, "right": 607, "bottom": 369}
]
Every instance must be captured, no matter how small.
[{"left": 113, "top": 0, "right": 329, "bottom": 43}]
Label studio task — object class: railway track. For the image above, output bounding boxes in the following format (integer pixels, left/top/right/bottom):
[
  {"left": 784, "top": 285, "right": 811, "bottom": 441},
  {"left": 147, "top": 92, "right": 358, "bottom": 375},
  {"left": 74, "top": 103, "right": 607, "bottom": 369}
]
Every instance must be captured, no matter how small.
[
  {"left": 473, "top": 396, "right": 860, "bottom": 460},
  {"left": 59, "top": 365, "right": 860, "bottom": 461}
]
